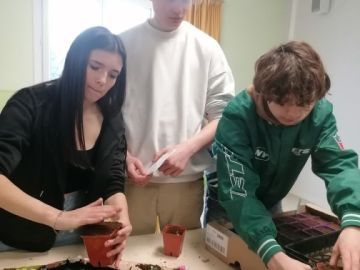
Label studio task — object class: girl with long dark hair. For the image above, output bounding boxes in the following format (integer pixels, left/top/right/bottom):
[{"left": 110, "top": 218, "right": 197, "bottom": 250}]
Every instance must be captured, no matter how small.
[{"left": 0, "top": 26, "right": 131, "bottom": 265}]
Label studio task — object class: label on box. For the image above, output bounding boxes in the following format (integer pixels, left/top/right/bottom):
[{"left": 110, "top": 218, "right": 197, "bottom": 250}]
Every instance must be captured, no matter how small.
[{"left": 205, "top": 224, "right": 228, "bottom": 257}]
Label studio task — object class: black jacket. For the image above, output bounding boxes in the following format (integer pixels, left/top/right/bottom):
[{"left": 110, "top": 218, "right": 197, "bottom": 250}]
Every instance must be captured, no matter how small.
[{"left": 0, "top": 81, "right": 126, "bottom": 251}]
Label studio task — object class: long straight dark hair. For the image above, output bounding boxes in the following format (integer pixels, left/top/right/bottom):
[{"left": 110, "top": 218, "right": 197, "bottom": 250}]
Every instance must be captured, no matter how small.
[{"left": 55, "top": 26, "right": 126, "bottom": 164}]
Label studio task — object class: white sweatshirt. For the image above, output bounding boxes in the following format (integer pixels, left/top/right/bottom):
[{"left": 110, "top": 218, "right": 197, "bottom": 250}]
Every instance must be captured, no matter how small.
[{"left": 120, "top": 20, "right": 234, "bottom": 183}]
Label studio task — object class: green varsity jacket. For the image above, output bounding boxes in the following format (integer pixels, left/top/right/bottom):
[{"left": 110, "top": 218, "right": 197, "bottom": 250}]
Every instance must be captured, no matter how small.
[{"left": 214, "top": 90, "right": 360, "bottom": 264}]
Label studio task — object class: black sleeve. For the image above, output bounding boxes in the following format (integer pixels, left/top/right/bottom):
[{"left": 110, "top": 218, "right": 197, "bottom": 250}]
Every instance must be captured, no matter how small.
[
  {"left": 103, "top": 133, "right": 127, "bottom": 199},
  {"left": 0, "top": 89, "right": 34, "bottom": 177}
]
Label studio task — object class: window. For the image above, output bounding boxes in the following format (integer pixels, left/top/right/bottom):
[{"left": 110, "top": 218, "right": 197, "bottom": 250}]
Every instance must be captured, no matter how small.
[{"left": 39, "top": 0, "right": 152, "bottom": 80}]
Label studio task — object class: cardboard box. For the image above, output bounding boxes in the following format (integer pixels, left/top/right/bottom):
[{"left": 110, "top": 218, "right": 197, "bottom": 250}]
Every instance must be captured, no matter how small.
[
  {"left": 206, "top": 218, "right": 267, "bottom": 270},
  {"left": 205, "top": 204, "right": 340, "bottom": 270}
]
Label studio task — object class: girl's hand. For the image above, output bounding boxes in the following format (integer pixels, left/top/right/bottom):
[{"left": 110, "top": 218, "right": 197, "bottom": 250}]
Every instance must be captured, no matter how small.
[
  {"left": 53, "top": 198, "right": 121, "bottom": 230},
  {"left": 106, "top": 217, "right": 132, "bottom": 267}
]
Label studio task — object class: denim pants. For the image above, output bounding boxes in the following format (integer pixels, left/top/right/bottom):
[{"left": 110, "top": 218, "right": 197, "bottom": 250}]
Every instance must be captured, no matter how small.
[{"left": 0, "top": 190, "right": 87, "bottom": 251}]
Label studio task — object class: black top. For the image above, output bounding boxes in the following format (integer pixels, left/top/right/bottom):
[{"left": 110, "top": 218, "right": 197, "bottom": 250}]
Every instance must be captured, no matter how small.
[
  {"left": 0, "top": 80, "right": 127, "bottom": 251},
  {"left": 66, "top": 147, "right": 96, "bottom": 193}
]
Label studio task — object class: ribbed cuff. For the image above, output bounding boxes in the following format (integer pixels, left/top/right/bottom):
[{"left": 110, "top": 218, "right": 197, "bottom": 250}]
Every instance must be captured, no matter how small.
[
  {"left": 256, "top": 236, "right": 283, "bottom": 264},
  {"left": 341, "top": 212, "right": 360, "bottom": 228}
]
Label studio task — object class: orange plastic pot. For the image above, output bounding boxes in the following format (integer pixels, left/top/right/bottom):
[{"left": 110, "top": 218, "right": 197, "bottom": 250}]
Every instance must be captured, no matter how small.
[
  {"left": 162, "top": 224, "right": 186, "bottom": 257},
  {"left": 81, "top": 221, "right": 122, "bottom": 267}
]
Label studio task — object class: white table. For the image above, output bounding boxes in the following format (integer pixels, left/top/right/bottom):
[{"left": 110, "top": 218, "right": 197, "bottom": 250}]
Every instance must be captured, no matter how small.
[{"left": 0, "top": 229, "right": 234, "bottom": 269}]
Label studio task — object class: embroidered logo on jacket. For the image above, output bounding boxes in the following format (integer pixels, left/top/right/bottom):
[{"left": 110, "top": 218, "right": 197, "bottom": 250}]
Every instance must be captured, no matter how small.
[
  {"left": 254, "top": 147, "right": 270, "bottom": 161},
  {"left": 292, "top": 148, "right": 311, "bottom": 156},
  {"left": 334, "top": 133, "right": 345, "bottom": 150}
]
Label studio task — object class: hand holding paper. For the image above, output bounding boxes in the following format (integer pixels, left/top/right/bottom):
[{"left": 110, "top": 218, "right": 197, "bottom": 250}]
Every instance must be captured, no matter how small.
[{"left": 145, "top": 149, "right": 176, "bottom": 175}]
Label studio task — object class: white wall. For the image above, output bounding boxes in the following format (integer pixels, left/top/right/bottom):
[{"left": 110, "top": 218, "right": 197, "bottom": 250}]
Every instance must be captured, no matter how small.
[
  {"left": 221, "top": 0, "right": 290, "bottom": 92},
  {"left": 289, "top": 0, "right": 360, "bottom": 210},
  {"left": 0, "top": 0, "right": 289, "bottom": 99},
  {"left": 0, "top": 0, "right": 34, "bottom": 91}
]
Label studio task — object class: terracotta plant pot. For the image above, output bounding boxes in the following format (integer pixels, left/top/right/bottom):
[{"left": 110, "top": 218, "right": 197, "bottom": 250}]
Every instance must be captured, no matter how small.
[
  {"left": 162, "top": 224, "right": 186, "bottom": 257},
  {"left": 316, "top": 262, "right": 342, "bottom": 270},
  {"left": 80, "top": 221, "right": 122, "bottom": 267}
]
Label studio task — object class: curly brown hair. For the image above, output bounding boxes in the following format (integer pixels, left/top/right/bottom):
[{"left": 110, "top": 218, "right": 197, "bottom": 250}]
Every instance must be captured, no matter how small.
[{"left": 253, "top": 41, "right": 330, "bottom": 106}]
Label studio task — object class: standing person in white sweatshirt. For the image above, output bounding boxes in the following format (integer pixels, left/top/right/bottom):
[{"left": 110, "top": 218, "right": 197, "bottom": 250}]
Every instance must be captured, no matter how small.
[{"left": 120, "top": 0, "right": 234, "bottom": 235}]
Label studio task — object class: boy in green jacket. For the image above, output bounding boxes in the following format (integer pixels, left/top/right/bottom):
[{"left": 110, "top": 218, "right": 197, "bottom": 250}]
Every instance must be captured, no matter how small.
[{"left": 214, "top": 41, "right": 360, "bottom": 270}]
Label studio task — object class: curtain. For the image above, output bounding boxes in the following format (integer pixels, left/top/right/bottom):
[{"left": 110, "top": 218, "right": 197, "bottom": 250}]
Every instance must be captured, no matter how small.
[{"left": 185, "top": 0, "right": 223, "bottom": 42}]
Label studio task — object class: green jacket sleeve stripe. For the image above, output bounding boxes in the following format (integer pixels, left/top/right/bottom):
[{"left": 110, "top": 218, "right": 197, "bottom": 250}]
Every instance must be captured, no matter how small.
[
  {"left": 341, "top": 212, "right": 360, "bottom": 228},
  {"left": 257, "top": 237, "right": 283, "bottom": 264}
]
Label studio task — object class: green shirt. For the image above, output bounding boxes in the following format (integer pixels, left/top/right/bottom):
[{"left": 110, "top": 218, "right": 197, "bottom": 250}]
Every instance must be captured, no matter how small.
[{"left": 214, "top": 90, "right": 360, "bottom": 264}]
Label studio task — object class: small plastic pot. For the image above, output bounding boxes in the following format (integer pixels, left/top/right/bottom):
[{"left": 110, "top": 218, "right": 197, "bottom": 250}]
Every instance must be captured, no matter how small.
[
  {"left": 81, "top": 221, "right": 122, "bottom": 267},
  {"left": 162, "top": 224, "right": 186, "bottom": 257}
]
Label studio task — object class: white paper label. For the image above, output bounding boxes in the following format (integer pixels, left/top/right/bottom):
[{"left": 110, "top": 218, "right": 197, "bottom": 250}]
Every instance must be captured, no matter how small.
[
  {"left": 205, "top": 224, "right": 228, "bottom": 257},
  {"left": 145, "top": 149, "right": 176, "bottom": 175}
]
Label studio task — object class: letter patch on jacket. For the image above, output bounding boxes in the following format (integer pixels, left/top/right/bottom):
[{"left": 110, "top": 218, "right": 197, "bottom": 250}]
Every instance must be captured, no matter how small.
[{"left": 225, "top": 154, "right": 247, "bottom": 199}]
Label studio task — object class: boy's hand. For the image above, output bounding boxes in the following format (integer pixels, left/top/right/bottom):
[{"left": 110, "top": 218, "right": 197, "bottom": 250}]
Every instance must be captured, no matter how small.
[
  {"left": 156, "top": 141, "right": 194, "bottom": 177},
  {"left": 267, "top": 252, "right": 312, "bottom": 270},
  {"left": 126, "top": 152, "right": 150, "bottom": 186},
  {"left": 330, "top": 226, "right": 360, "bottom": 270}
]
